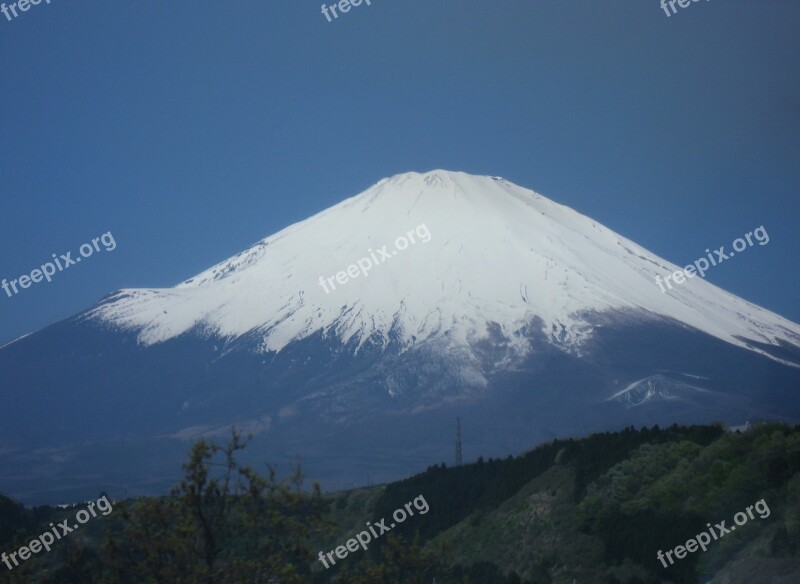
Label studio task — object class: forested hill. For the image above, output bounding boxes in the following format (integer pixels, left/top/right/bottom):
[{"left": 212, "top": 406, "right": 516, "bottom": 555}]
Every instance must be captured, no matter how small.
[
  {"left": 1, "top": 423, "right": 799, "bottom": 583},
  {"left": 331, "top": 422, "right": 800, "bottom": 583}
]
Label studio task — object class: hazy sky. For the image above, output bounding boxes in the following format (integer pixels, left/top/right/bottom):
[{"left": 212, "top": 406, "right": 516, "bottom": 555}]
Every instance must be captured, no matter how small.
[{"left": 1, "top": 0, "right": 798, "bottom": 345}]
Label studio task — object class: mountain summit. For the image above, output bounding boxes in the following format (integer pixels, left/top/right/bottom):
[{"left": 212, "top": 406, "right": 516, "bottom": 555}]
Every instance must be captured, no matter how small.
[
  {"left": 90, "top": 170, "right": 799, "bottom": 364},
  {"left": 2, "top": 170, "right": 799, "bottom": 503}
]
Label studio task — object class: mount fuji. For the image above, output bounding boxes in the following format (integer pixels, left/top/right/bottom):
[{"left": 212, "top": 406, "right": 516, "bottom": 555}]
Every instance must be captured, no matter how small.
[{"left": 2, "top": 170, "right": 799, "bottom": 504}]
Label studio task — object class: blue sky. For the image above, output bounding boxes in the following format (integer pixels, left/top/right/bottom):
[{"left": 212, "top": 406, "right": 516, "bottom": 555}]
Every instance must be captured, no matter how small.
[{"left": 1, "top": 0, "right": 798, "bottom": 345}]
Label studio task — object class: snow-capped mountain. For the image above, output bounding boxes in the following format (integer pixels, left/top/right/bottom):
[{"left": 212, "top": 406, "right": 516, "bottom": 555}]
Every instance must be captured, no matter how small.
[
  {"left": 88, "top": 170, "right": 800, "bottom": 364},
  {"left": 2, "top": 170, "right": 799, "bottom": 504}
]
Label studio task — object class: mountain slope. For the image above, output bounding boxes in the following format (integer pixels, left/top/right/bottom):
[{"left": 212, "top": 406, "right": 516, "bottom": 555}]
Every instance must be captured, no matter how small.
[
  {"left": 84, "top": 170, "right": 800, "bottom": 365},
  {"left": 1, "top": 170, "right": 799, "bottom": 504}
]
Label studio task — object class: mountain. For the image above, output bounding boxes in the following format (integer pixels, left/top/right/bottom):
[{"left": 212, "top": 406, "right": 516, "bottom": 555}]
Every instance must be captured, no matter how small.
[{"left": 2, "top": 170, "right": 799, "bottom": 504}]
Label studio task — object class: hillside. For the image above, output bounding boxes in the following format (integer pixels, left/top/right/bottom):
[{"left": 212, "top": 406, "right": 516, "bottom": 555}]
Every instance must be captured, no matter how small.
[
  {"left": 1, "top": 422, "right": 798, "bottom": 583},
  {"left": 319, "top": 422, "right": 800, "bottom": 583}
]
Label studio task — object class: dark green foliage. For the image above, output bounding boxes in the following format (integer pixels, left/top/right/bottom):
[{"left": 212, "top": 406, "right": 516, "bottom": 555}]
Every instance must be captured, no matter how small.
[
  {"left": 372, "top": 423, "right": 724, "bottom": 549},
  {"left": 449, "top": 560, "right": 527, "bottom": 583},
  {"left": 0, "top": 495, "right": 34, "bottom": 550},
  {"left": 770, "top": 524, "right": 800, "bottom": 556},
  {"left": 579, "top": 423, "right": 800, "bottom": 582},
  {"left": 102, "top": 428, "right": 330, "bottom": 583},
  {"left": 332, "top": 533, "right": 529, "bottom": 584},
  {"left": 568, "top": 423, "right": 724, "bottom": 500},
  {"left": 2, "top": 422, "right": 797, "bottom": 583}
]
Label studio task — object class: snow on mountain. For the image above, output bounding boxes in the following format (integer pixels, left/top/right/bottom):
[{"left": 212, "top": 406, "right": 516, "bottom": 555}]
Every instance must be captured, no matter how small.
[
  {"left": 606, "top": 374, "right": 712, "bottom": 407},
  {"left": 87, "top": 170, "right": 800, "bottom": 364}
]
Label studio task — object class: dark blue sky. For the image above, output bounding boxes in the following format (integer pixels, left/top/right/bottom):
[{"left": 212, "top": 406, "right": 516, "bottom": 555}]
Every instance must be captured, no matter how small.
[{"left": 1, "top": 0, "right": 798, "bottom": 345}]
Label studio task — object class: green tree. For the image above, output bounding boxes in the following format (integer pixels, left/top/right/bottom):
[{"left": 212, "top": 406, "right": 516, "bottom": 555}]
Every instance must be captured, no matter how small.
[{"left": 104, "top": 428, "right": 330, "bottom": 583}]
